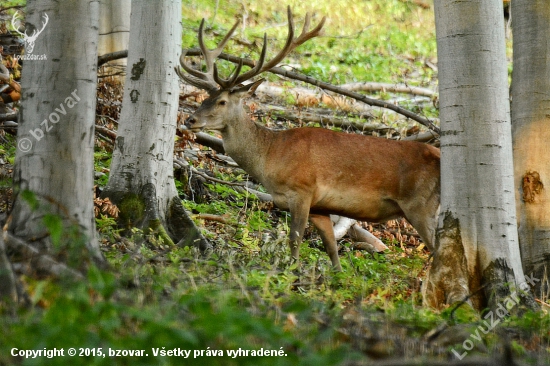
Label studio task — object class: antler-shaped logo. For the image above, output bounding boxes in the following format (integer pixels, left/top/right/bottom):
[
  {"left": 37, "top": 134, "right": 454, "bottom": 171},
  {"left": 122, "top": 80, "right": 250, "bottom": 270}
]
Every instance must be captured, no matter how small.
[{"left": 11, "top": 11, "right": 49, "bottom": 54}]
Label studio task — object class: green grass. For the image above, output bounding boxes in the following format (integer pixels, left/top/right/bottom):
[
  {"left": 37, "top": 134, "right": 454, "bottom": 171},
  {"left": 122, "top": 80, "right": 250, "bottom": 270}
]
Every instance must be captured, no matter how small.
[{"left": 181, "top": 0, "right": 437, "bottom": 87}]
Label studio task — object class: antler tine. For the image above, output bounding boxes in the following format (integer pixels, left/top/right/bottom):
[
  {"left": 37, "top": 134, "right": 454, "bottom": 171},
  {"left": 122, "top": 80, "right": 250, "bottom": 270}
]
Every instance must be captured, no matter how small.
[
  {"left": 35, "top": 13, "right": 49, "bottom": 35},
  {"left": 257, "top": 6, "right": 326, "bottom": 73},
  {"left": 254, "top": 6, "right": 295, "bottom": 73},
  {"left": 179, "top": 50, "right": 208, "bottom": 79},
  {"left": 199, "top": 19, "right": 239, "bottom": 73},
  {"left": 11, "top": 11, "right": 27, "bottom": 38},
  {"left": 176, "top": 72, "right": 215, "bottom": 91},
  {"left": 176, "top": 49, "right": 218, "bottom": 90},
  {"left": 213, "top": 59, "right": 244, "bottom": 89},
  {"left": 216, "top": 6, "right": 325, "bottom": 89},
  {"left": 295, "top": 11, "right": 325, "bottom": 45},
  {"left": 177, "top": 19, "right": 239, "bottom": 91},
  {"left": 178, "top": 9, "right": 324, "bottom": 91},
  {"left": 229, "top": 33, "right": 268, "bottom": 87}
]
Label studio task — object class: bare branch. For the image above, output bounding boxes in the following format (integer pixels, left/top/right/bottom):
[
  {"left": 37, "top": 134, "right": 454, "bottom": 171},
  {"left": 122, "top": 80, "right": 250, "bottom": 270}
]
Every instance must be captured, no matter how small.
[
  {"left": 97, "top": 50, "right": 128, "bottom": 68},
  {"left": 99, "top": 48, "right": 439, "bottom": 133},
  {"left": 0, "top": 5, "right": 24, "bottom": 13},
  {"left": 183, "top": 49, "right": 440, "bottom": 133},
  {"left": 95, "top": 124, "right": 117, "bottom": 139},
  {"left": 0, "top": 62, "right": 10, "bottom": 83},
  {"left": 193, "top": 132, "right": 225, "bottom": 153},
  {"left": 340, "top": 82, "right": 437, "bottom": 99},
  {"left": 193, "top": 213, "right": 233, "bottom": 225},
  {"left": 402, "top": 130, "right": 439, "bottom": 144},
  {"left": 0, "top": 114, "right": 18, "bottom": 123}
]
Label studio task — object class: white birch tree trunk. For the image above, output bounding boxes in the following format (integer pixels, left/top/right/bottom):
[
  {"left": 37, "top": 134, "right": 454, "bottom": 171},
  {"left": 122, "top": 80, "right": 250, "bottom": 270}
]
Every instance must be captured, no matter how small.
[
  {"left": 424, "top": 0, "right": 534, "bottom": 310},
  {"left": 9, "top": 0, "right": 102, "bottom": 262},
  {"left": 102, "top": 0, "right": 208, "bottom": 250},
  {"left": 511, "top": 0, "right": 550, "bottom": 298}
]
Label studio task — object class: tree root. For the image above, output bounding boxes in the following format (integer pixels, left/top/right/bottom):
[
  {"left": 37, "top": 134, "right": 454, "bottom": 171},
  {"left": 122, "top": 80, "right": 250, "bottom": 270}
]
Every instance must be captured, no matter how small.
[
  {"left": 147, "top": 219, "right": 175, "bottom": 247},
  {"left": 0, "top": 232, "right": 17, "bottom": 302},
  {"left": 4, "top": 233, "right": 84, "bottom": 280}
]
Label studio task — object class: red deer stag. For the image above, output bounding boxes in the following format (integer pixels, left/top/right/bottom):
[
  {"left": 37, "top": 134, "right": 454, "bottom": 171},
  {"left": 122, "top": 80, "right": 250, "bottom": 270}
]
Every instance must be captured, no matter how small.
[{"left": 177, "top": 8, "right": 440, "bottom": 271}]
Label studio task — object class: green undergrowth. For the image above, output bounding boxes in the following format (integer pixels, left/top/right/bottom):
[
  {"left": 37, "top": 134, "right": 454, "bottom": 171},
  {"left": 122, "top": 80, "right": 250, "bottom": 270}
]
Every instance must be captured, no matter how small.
[
  {"left": 4, "top": 214, "right": 550, "bottom": 364},
  {"left": 5, "top": 166, "right": 550, "bottom": 364},
  {"left": 0, "top": 230, "right": 430, "bottom": 366},
  {"left": 0, "top": 268, "right": 357, "bottom": 366},
  {"left": 181, "top": 0, "right": 439, "bottom": 127}
]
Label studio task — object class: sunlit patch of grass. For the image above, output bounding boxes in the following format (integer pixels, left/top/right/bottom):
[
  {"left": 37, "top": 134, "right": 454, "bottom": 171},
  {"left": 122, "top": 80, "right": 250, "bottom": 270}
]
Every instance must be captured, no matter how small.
[{"left": 181, "top": 0, "right": 436, "bottom": 87}]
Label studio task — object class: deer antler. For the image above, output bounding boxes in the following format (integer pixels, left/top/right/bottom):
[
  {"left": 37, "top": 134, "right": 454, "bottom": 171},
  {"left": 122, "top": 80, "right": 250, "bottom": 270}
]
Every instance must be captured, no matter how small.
[
  {"left": 251, "top": 7, "right": 325, "bottom": 74},
  {"left": 176, "top": 19, "right": 240, "bottom": 91},
  {"left": 28, "top": 13, "right": 49, "bottom": 41},
  {"left": 177, "top": 6, "right": 326, "bottom": 91},
  {"left": 10, "top": 11, "right": 27, "bottom": 39}
]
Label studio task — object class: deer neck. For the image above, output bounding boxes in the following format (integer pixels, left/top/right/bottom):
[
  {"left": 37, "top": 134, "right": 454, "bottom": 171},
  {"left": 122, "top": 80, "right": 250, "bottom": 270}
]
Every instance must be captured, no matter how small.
[{"left": 221, "top": 112, "right": 274, "bottom": 180}]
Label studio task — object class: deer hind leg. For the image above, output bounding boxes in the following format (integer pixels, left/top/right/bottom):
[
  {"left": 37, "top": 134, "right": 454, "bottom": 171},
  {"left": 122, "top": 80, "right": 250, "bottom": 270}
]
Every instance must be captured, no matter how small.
[
  {"left": 401, "top": 198, "right": 440, "bottom": 252},
  {"left": 309, "top": 214, "right": 342, "bottom": 271}
]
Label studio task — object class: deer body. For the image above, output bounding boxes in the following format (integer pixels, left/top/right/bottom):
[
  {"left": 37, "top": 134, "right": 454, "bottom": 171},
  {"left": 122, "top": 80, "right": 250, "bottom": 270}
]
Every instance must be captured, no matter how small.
[
  {"left": 187, "top": 87, "right": 440, "bottom": 271},
  {"left": 178, "top": 9, "right": 440, "bottom": 271}
]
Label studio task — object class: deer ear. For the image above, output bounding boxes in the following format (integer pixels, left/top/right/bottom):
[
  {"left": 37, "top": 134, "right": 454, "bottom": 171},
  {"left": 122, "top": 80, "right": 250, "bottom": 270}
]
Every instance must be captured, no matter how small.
[
  {"left": 231, "top": 78, "right": 265, "bottom": 97},
  {"left": 247, "top": 78, "right": 265, "bottom": 95}
]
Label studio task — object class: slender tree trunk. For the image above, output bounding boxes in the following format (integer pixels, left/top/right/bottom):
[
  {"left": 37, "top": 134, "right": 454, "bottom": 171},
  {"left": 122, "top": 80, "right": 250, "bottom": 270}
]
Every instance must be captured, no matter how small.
[
  {"left": 511, "top": 0, "right": 550, "bottom": 299},
  {"left": 102, "top": 0, "right": 209, "bottom": 250},
  {"left": 424, "top": 0, "right": 535, "bottom": 310},
  {"left": 9, "top": 0, "right": 102, "bottom": 263},
  {"left": 98, "top": 0, "right": 130, "bottom": 70}
]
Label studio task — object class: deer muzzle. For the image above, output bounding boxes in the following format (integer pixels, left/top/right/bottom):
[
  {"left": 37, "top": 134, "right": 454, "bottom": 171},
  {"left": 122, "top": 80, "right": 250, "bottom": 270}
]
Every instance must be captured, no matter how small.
[{"left": 184, "top": 115, "right": 203, "bottom": 132}]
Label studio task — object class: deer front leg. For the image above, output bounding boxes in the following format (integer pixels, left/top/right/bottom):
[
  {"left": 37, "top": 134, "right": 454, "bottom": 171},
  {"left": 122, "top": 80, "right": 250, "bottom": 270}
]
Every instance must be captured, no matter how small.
[
  {"left": 287, "top": 197, "right": 312, "bottom": 263},
  {"left": 310, "top": 214, "right": 342, "bottom": 271}
]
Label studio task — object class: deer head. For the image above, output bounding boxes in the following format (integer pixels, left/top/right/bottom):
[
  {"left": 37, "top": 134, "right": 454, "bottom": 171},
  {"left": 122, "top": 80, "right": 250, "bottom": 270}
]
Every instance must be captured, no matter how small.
[
  {"left": 11, "top": 11, "right": 49, "bottom": 54},
  {"left": 177, "top": 7, "right": 325, "bottom": 132}
]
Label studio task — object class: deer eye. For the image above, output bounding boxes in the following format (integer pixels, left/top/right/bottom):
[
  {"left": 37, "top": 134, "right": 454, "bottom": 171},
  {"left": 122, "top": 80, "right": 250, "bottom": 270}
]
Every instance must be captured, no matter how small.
[{"left": 218, "top": 100, "right": 227, "bottom": 106}]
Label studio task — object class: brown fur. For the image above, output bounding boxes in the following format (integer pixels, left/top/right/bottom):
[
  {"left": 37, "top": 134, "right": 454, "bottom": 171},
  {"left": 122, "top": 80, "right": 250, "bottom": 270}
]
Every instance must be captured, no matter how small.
[{"left": 186, "top": 81, "right": 440, "bottom": 271}]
